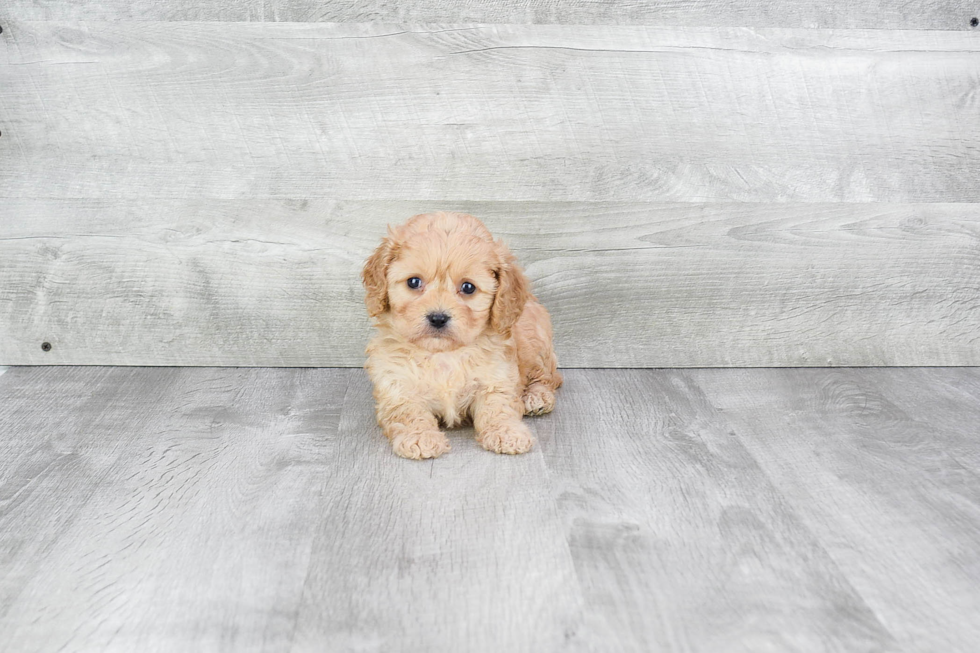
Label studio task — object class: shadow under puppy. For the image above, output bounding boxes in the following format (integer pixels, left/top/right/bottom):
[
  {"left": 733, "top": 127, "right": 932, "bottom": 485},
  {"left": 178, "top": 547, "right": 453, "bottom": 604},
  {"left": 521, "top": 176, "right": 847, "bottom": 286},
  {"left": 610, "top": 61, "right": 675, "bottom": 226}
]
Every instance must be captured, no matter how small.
[{"left": 362, "top": 212, "right": 562, "bottom": 459}]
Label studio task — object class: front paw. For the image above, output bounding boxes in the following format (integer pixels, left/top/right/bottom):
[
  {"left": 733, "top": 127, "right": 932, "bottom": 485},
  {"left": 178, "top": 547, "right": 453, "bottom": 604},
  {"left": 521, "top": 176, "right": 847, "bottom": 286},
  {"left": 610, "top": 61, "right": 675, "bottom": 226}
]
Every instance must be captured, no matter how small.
[
  {"left": 390, "top": 429, "right": 451, "bottom": 460},
  {"left": 477, "top": 421, "right": 535, "bottom": 455}
]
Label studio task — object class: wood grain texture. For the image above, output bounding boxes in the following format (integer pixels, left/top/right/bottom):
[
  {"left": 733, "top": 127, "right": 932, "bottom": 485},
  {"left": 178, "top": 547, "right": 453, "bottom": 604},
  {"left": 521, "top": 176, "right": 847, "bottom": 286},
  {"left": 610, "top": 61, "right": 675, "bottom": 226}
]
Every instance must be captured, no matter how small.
[
  {"left": 0, "top": 366, "right": 350, "bottom": 651},
  {"left": 0, "top": 367, "right": 180, "bottom": 624},
  {"left": 2, "top": 200, "right": 978, "bottom": 367},
  {"left": 861, "top": 368, "right": 980, "bottom": 470},
  {"left": 2, "top": 0, "right": 978, "bottom": 29},
  {"left": 535, "top": 369, "right": 896, "bottom": 651},
  {"left": 4, "top": 366, "right": 980, "bottom": 651},
  {"left": 1, "top": 23, "right": 979, "bottom": 202},
  {"left": 2, "top": 21, "right": 978, "bottom": 367},
  {"left": 691, "top": 367, "right": 980, "bottom": 653}
]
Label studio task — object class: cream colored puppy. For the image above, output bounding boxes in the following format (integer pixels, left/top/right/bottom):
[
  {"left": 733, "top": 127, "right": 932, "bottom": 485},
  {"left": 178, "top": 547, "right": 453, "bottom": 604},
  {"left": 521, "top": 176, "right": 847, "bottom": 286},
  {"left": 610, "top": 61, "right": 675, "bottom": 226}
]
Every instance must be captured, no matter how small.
[{"left": 362, "top": 212, "right": 562, "bottom": 459}]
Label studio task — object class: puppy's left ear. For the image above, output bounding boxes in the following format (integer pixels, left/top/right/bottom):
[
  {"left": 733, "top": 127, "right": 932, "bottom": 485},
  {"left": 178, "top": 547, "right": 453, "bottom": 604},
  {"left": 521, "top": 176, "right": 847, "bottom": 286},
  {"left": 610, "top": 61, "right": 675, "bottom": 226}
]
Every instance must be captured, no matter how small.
[
  {"left": 490, "top": 240, "right": 531, "bottom": 333},
  {"left": 362, "top": 227, "right": 399, "bottom": 318}
]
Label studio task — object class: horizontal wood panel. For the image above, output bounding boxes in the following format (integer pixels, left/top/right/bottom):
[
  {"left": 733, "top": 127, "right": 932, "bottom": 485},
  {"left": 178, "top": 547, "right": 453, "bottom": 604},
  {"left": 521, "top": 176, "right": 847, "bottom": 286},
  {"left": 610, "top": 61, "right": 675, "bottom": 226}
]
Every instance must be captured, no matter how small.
[
  {"left": 2, "top": 1, "right": 978, "bottom": 29},
  {"left": 2, "top": 200, "right": 977, "bottom": 366},
  {"left": 1, "top": 23, "right": 979, "bottom": 201}
]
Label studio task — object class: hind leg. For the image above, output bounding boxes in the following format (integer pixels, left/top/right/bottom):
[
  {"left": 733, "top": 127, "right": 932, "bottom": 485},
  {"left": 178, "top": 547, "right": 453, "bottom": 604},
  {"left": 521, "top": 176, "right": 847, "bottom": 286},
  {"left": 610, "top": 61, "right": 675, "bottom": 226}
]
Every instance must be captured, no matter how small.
[{"left": 513, "top": 298, "right": 562, "bottom": 416}]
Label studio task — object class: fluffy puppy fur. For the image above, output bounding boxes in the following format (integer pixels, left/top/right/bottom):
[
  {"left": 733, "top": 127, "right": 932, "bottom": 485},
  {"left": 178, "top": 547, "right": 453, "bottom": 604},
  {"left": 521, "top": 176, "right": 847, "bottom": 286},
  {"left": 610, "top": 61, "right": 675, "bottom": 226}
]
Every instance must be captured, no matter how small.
[{"left": 362, "top": 212, "right": 562, "bottom": 460}]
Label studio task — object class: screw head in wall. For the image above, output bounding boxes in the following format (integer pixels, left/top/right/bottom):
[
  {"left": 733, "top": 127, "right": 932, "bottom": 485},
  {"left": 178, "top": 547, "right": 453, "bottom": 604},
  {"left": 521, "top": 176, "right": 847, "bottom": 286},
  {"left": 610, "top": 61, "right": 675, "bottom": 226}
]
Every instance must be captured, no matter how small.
[{"left": 41, "top": 342, "right": 52, "bottom": 352}]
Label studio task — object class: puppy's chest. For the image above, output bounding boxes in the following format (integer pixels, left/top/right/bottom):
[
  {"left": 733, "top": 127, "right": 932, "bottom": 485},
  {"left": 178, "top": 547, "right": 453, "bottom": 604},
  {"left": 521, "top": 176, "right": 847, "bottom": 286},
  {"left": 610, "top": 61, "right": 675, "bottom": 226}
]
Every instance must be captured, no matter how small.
[{"left": 418, "top": 356, "right": 482, "bottom": 424}]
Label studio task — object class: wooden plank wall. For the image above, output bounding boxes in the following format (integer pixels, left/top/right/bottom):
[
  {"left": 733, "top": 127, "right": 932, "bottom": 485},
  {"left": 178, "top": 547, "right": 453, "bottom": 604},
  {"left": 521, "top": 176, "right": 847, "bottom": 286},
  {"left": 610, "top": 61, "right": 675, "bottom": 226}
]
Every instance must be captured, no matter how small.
[{"left": 1, "top": 5, "right": 978, "bottom": 366}]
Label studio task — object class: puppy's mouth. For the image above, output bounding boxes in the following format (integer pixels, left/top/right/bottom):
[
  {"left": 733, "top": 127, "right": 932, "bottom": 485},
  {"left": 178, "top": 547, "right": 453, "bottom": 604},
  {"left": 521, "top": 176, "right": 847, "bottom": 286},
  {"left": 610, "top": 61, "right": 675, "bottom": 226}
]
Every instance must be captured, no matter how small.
[
  {"left": 414, "top": 325, "right": 462, "bottom": 350},
  {"left": 422, "top": 328, "right": 456, "bottom": 341}
]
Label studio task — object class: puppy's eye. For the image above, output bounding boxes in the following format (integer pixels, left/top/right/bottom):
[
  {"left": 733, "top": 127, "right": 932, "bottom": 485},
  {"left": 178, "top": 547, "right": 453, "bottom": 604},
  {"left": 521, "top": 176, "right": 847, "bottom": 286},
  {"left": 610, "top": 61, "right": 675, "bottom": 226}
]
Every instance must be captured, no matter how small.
[
  {"left": 407, "top": 277, "right": 422, "bottom": 290},
  {"left": 460, "top": 282, "right": 476, "bottom": 295}
]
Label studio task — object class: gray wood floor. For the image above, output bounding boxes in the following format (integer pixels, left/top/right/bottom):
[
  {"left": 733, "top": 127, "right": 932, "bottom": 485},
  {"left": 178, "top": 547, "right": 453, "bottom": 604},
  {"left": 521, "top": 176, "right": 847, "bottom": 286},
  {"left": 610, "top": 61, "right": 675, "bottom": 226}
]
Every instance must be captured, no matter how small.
[{"left": 1, "top": 366, "right": 979, "bottom": 652}]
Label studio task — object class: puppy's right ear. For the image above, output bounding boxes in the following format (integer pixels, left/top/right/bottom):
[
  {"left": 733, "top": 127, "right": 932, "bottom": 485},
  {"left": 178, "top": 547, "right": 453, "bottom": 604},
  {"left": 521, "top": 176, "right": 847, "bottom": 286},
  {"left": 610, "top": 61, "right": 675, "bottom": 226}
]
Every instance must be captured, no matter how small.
[{"left": 362, "top": 228, "right": 398, "bottom": 318}]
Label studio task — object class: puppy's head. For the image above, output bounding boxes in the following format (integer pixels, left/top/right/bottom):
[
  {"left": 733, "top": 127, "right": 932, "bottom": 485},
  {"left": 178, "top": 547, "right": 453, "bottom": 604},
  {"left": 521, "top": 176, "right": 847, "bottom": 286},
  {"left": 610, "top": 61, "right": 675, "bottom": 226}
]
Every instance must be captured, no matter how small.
[{"left": 362, "top": 212, "right": 529, "bottom": 352}]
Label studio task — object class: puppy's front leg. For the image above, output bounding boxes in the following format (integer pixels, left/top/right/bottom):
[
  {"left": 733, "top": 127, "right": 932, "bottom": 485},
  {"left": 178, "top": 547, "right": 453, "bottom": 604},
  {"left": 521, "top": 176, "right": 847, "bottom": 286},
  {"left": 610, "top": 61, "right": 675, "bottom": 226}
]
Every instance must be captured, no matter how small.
[
  {"left": 376, "top": 398, "right": 450, "bottom": 460},
  {"left": 472, "top": 390, "right": 534, "bottom": 455}
]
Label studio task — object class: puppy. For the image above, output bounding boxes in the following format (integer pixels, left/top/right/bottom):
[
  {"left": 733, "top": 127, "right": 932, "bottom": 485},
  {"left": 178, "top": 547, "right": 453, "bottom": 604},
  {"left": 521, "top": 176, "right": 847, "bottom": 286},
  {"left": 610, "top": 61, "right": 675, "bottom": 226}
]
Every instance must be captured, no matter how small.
[{"left": 362, "top": 212, "right": 562, "bottom": 459}]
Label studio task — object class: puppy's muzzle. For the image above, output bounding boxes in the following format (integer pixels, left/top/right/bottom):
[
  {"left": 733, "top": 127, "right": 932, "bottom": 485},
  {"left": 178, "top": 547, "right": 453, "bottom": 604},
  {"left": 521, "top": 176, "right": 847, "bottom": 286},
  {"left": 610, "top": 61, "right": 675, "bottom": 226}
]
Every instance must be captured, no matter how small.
[{"left": 426, "top": 312, "right": 451, "bottom": 330}]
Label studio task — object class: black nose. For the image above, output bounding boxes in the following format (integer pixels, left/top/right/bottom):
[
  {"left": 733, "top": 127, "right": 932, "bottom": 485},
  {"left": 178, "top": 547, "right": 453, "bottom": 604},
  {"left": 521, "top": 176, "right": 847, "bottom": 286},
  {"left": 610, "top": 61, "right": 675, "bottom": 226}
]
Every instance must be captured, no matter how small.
[{"left": 427, "top": 312, "right": 450, "bottom": 329}]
